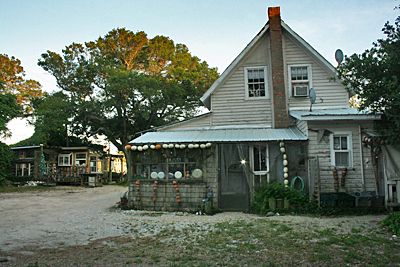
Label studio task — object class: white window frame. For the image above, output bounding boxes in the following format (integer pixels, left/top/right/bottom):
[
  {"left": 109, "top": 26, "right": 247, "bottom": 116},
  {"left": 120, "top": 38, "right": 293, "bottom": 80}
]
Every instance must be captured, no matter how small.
[
  {"left": 75, "top": 152, "right": 87, "bottom": 166},
  {"left": 288, "top": 64, "right": 312, "bottom": 98},
  {"left": 58, "top": 153, "right": 72, "bottom": 166},
  {"left": 330, "top": 132, "right": 353, "bottom": 168},
  {"left": 244, "top": 66, "right": 268, "bottom": 99},
  {"left": 250, "top": 144, "right": 269, "bottom": 184},
  {"left": 89, "top": 155, "right": 102, "bottom": 173}
]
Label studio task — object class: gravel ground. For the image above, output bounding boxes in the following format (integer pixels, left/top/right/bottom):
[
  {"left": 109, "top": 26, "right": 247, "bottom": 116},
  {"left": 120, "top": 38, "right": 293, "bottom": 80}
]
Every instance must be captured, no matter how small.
[{"left": 0, "top": 185, "right": 391, "bottom": 266}]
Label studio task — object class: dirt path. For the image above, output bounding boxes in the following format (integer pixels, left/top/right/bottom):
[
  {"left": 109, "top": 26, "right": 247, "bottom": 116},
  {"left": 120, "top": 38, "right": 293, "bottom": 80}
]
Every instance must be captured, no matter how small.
[{"left": 0, "top": 186, "right": 127, "bottom": 252}]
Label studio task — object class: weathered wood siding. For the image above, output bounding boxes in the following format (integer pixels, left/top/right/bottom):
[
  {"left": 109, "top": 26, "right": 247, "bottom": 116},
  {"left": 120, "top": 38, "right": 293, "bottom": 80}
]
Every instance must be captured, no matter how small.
[
  {"left": 128, "top": 146, "right": 219, "bottom": 211},
  {"left": 283, "top": 31, "right": 350, "bottom": 109},
  {"left": 160, "top": 114, "right": 211, "bottom": 131},
  {"left": 210, "top": 35, "right": 273, "bottom": 127},
  {"left": 307, "top": 120, "right": 375, "bottom": 194}
]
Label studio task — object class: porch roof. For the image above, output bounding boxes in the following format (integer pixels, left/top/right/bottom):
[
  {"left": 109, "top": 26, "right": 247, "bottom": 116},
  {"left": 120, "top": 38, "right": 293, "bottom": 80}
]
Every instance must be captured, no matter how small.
[
  {"left": 129, "top": 127, "right": 307, "bottom": 144},
  {"left": 290, "top": 108, "right": 380, "bottom": 121}
]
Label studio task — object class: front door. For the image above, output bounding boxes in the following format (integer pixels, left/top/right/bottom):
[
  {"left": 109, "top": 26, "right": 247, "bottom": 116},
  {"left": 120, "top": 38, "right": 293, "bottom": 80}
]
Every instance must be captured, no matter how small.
[{"left": 219, "top": 144, "right": 249, "bottom": 211}]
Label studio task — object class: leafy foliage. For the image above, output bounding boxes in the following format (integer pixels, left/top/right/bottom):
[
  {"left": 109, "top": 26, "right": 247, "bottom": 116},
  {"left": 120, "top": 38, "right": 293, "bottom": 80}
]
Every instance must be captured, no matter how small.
[
  {"left": 0, "top": 141, "right": 14, "bottom": 185},
  {"left": 37, "top": 28, "right": 219, "bottom": 165},
  {"left": 337, "top": 16, "right": 400, "bottom": 144},
  {"left": 0, "top": 54, "right": 43, "bottom": 113},
  {"left": 250, "top": 182, "right": 308, "bottom": 214},
  {"left": 0, "top": 92, "right": 23, "bottom": 138},
  {"left": 382, "top": 211, "right": 400, "bottom": 235}
]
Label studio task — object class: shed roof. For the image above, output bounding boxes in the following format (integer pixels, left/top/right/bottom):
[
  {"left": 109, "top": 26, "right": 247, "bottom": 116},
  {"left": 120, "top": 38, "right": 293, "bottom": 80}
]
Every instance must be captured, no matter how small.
[{"left": 129, "top": 127, "right": 306, "bottom": 144}]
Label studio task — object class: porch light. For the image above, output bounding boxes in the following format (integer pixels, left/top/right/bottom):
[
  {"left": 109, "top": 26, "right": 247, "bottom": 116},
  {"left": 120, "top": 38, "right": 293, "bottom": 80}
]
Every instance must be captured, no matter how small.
[{"left": 241, "top": 159, "right": 246, "bottom": 165}]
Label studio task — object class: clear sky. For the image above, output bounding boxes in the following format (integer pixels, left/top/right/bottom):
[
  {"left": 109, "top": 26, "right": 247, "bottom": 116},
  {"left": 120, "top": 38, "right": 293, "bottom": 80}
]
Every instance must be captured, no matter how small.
[{"left": 1, "top": 0, "right": 399, "bottom": 145}]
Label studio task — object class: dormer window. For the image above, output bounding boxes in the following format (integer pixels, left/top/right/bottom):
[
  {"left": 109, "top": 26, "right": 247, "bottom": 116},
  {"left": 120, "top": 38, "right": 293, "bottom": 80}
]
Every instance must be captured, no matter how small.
[
  {"left": 289, "top": 65, "right": 312, "bottom": 97},
  {"left": 245, "top": 67, "right": 268, "bottom": 98}
]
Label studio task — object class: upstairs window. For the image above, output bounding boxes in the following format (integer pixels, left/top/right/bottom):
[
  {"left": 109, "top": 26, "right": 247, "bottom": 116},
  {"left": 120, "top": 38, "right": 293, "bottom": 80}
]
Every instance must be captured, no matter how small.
[
  {"left": 330, "top": 132, "right": 353, "bottom": 168},
  {"left": 289, "top": 65, "right": 311, "bottom": 97},
  {"left": 245, "top": 67, "right": 267, "bottom": 98}
]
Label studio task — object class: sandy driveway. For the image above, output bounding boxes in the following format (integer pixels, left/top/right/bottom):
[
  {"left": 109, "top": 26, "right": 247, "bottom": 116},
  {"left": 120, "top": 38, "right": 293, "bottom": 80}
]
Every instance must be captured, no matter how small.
[{"left": 0, "top": 186, "right": 128, "bottom": 253}]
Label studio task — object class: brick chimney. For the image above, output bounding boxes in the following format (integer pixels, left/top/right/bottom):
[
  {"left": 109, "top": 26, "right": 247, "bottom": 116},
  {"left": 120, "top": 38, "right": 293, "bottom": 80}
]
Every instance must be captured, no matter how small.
[{"left": 269, "top": 7, "right": 288, "bottom": 128}]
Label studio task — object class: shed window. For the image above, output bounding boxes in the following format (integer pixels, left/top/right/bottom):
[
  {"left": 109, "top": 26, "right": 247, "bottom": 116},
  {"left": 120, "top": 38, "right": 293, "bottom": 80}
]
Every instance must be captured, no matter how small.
[
  {"left": 245, "top": 67, "right": 267, "bottom": 98},
  {"left": 58, "top": 153, "right": 72, "bottom": 166},
  {"left": 330, "top": 132, "right": 352, "bottom": 167},
  {"left": 75, "top": 153, "right": 87, "bottom": 166},
  {"left": 90, "top": 155, "right": 102, "bottom": 173}
]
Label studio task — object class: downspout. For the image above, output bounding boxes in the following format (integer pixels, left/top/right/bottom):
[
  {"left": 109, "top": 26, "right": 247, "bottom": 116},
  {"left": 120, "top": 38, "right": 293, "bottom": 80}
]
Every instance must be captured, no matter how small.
[{"left": 359, "top": 125, "right": 365, "bottom": 191}]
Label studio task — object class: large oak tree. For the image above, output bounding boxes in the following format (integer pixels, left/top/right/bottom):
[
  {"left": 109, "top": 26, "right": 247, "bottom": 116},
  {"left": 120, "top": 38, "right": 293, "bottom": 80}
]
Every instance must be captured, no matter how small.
[{"left": 38, "top": 28, "right": 219, "bottom": 174}]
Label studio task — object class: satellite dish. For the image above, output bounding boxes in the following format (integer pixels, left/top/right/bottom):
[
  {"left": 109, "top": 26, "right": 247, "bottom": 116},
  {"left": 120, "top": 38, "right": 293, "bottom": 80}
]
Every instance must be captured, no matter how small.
[
  {"left": 335, "top": 49, "right": 344, "bottom": 65},
  {"left": 309, "top": 88, "right": 317, "bottom": 104},
  {"left": 309, "top": 88, "right": 323, "bottom": 111}
]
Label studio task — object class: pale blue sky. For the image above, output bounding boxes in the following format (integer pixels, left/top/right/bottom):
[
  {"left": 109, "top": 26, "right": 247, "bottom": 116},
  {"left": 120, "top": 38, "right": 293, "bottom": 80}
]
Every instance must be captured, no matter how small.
[{"left": 1, "top": 0, "right": 399, "bottom": 144}]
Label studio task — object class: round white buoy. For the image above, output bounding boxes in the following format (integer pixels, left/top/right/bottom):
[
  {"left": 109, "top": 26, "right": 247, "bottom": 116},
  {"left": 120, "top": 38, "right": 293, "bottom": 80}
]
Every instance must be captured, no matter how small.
[
  {"left": 138, "top": 146, "right": 143, "bottom": 151},
  {"left": 200, "top": 144, "right": 206, "bottom": 149},
  {"left": 168, "top": 144, "right": 174, "bottom": 149},
  {"left": 188, "top": 144, "right": 194, "bottom": 149},
  {"left": 162, "top": 144, "right": 168, "bottom": 149},
  {"left": 175, "top": 144, "right": 180, "bottom": 148},
  {"left": 180, "top": 144, "right": 186, "bottom": 149},
  {"left": 206, "top": 143, "right": 212, "bottom": 147},
  {"left": 150, "top": 145, "right": 155, "bottom": 149},
  {"left": 283, "top": 167, "right": 288, "bottom": 173},
  {"left": 280, "top": 147, "right": 286, "bottom": 153},
  {"left": 143, "top": 145, "right": 149, "bottom": 150},
  {"left": 284, "top": 173, "right": 289, "bottom": 178},
  {"left": 194, "top": 144, "right": 199, "bottom": 148},
  {"left": 131, "top": 146, "right": 137, "bottom": 151},
  {"left": 283, "top": 154, "right": 287, "bottom": 160},
  {"left": 280, "top": 142, "right": 285, "bottom": 147},
  {"left": 283, "top": 160, "right": 288, "bottom": 166}
]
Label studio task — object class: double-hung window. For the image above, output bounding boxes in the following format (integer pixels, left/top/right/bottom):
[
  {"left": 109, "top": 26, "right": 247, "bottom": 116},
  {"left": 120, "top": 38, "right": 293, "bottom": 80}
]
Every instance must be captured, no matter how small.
[
  {"left": 330, "top": 132, "right": 352, "bottom": 167},
  {"left": 289, "top": 65, "right": 311, "bottom": 97},
  {"left": 251, "top": 144, "right": 269, "bottom": 186},
  {"left": 90, "top": 155, "right": 102, "bottom": 173},
  {"left": 245, "top": 67, "right": 267, "bottom": 98}
]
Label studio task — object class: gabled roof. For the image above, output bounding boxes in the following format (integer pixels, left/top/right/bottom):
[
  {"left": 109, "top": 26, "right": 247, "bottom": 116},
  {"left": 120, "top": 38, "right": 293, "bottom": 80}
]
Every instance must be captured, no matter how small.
[{"left": 200, "top": 20, "right": 338, "bottom": 110}]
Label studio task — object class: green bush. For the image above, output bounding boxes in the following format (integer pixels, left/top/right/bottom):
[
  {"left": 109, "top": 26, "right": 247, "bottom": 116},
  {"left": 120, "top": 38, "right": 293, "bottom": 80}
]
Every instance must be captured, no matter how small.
[
  {"left": 0, "top": 142, "right": 14, "bottom": 186},
  {"left": 382, "top": 211, "right": 400, "bottom": 235},
  {"left": 250, "top": 181, "right": 308, "bottom": 214}
]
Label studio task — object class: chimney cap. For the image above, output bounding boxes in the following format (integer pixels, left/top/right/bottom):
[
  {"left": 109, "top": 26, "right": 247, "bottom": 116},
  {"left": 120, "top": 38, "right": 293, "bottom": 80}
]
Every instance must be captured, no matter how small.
[{"left": 268, "top": 7, "right": 281, "bottom": 19}]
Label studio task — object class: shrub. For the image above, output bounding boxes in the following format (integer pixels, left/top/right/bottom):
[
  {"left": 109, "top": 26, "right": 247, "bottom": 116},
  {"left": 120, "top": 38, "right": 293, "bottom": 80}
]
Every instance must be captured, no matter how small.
[
  {"left": 382, "top": 211, "right": 400, "bottom": 235},
  {"left": 0, "top": 142, "right": 14, "bottom": 186},
  {"left": 250, "top": 181, "right": 308, "bottom": 214}
]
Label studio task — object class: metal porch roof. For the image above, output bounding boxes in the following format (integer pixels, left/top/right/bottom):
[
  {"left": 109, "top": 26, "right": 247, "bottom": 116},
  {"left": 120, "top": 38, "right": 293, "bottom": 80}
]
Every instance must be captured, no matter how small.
[
  {"left": 290, "top": 108, "right": 379, "bottom": 121},
  {"left": 129, "top": 128, "right": 307, "bottom": 144}
]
